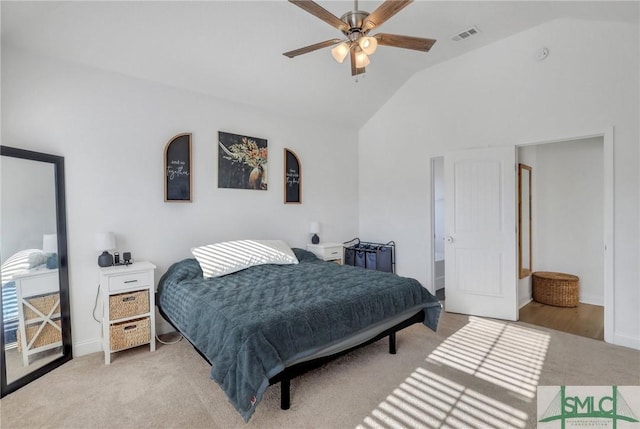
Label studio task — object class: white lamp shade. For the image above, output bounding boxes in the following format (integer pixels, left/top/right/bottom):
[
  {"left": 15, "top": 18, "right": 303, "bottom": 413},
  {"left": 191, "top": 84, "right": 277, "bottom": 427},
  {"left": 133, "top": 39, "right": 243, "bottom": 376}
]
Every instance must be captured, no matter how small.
[
  {"left": 331, "top": 42, "right": 350, "bottom": 64},
  {"left": 309, "top": 222, "right": 320, "bottom": 234},
  {"left": 355, "top": 50, "right": 370, "bottom": 68},
  {"left": 95, "top": 232, "right": 116, "bottom": 251},
  {"left": 358, "top": 36, "right": 378, "bottom": 55},
  {"left": 42, "top": 234, "right": 57, "bottom": 254}
]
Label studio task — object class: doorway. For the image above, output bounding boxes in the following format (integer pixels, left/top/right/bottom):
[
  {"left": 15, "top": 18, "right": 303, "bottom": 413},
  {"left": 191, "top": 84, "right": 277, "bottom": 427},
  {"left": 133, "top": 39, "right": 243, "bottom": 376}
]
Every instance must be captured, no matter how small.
[
  {"left": 430, "top": 129, "right": 612, "bottom": 342},
  {"left": 517, "top": 136, "right": 605, "bottom": 340}
]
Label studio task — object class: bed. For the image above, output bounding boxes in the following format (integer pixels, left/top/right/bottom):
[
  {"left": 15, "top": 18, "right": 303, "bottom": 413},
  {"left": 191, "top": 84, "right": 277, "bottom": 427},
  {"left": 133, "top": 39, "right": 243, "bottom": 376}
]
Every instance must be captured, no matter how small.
[{"left": 156, "top": 244, "right": 441, "bottom": 422}]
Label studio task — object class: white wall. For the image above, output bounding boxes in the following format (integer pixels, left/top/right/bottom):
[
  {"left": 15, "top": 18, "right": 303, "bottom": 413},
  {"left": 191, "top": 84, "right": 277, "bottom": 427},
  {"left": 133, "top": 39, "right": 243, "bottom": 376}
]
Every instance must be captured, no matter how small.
[
  {"left": 2, "top": 47, "right": 360, "bottom": 355},
  {"left": 534, "top": 138, "right": 604, "bottom": 305},
  {"left": 359, "top": 18, "right": 639, "bottom": 349}
]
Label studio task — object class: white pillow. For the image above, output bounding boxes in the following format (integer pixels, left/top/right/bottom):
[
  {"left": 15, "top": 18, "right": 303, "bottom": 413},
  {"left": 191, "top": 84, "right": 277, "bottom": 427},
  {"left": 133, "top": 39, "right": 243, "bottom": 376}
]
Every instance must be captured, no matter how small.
[
  {"left": 27, "top": 250, "right": 48, "bottom": 268},
  {"left": 191, "top": 239, "right": 299, "bottom": 278}
]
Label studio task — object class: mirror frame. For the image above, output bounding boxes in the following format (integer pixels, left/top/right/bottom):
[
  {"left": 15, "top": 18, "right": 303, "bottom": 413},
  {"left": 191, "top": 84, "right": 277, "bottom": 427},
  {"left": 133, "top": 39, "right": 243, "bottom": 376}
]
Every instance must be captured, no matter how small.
[
  {"left": 518, "top": 163, "right": 532, "bottom": 279},
  {"left": 0, "top": 146, "right": 72, "bottom": 398}
]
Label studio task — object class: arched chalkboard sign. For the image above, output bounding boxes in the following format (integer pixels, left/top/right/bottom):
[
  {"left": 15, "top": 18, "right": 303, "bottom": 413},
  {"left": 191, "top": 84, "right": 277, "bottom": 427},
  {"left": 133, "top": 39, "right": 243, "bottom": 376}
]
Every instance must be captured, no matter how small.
[
  {"left": 164, "top": 133, "right": 192, "bottom": 202},
  {"left": 284, "top": 148, "right": 301, "bottom": 204}
]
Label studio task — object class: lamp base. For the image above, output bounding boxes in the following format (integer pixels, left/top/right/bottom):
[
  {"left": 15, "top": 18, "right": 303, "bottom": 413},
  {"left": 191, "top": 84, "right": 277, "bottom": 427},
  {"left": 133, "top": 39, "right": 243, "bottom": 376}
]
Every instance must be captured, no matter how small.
[
  {"left": 311, "top": 234, "right": 320, "bottom": 244},
  {"left": 98, "top": 251, "right": 114, "bottom": 267}
]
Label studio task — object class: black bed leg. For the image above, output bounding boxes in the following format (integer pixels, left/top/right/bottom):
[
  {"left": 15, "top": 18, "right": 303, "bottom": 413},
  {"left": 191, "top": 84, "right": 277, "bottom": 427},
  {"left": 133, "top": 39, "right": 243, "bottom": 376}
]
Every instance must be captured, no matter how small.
[
  {"left": 281, "top": 379, "right": 291, "bottom": 410},
  {"left": 389, "top": 332, "right": 397, "bottom": 354}
]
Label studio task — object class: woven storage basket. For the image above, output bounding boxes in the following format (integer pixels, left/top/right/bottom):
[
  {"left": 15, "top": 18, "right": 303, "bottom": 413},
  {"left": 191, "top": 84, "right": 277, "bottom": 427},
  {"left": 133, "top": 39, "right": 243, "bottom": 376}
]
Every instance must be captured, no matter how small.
[
  {"left": 23, "top": 293, "right": 60, "bottom": 320},
  {"left": 17, "top": 320, "right": 62, "bottom": 353},
  {"left": 110, "top": 317, "right": 150, "bottom": 351},
  {"left": 532, "top": 271, "right": 579, "bottom": 307},
  {"left": 109, "top": 290, "right": 149, "bottom": 320}
]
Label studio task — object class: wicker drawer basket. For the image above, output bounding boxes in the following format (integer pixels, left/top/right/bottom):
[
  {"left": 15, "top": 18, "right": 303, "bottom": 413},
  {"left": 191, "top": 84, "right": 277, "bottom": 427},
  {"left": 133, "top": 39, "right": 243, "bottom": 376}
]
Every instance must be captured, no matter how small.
[
  {"left": 532, "top": 271, "right": 579, "bottom": 307},
  {"left": 17, "top": 320, "right": 62, "bottom": 353},
  {"left": 109, "top": 290, "right": 149, "bottom": 320},
  {"left": 23, "top": 293, "right": 60, "bottom": 321},
  {"left": 110, "top": 317, "right": 150, "bottom": 351}
]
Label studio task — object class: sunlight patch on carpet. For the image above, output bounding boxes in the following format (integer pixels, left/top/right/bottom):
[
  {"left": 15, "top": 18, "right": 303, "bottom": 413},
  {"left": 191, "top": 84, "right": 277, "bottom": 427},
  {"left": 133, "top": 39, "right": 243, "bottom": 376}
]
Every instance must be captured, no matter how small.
[
  {"left": 357, "top": 317, "right": 550, "bottom": 428},
  {"left": 427, "top": 316, "right": 549, "bottom": 399},
  {"left": 357, "top": 368, "right": 529, "bottom": 429}
]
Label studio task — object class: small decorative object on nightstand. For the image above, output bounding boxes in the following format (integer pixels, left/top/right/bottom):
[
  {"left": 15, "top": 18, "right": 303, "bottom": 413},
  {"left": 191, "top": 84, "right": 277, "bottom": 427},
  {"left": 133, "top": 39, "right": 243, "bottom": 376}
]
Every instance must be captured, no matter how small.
[
  {"left": 307, "top": 242, "right": 343, "bottom": 264},
  {"left": 99, "top": 261, "right": 156, "bottom": 364}
]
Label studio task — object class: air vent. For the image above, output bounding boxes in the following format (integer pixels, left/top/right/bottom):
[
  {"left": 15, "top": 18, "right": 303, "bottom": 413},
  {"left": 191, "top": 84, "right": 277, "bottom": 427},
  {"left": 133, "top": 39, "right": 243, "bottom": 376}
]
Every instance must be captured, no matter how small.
[{"left": 451, "top": 26, "right": 480, "bottom": 42}]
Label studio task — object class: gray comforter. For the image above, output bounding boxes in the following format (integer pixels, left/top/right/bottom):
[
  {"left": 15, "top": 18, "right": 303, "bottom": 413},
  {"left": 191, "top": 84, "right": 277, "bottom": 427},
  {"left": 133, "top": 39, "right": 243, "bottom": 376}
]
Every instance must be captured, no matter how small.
[{"left": 156, "top": 248, "right": 441, "bottom": 421}]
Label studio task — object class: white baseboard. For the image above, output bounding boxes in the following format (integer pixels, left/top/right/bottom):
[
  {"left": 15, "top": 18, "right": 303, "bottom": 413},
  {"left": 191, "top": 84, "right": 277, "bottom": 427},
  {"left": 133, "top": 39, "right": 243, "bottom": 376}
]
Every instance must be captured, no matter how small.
[
  {"left": 73, "top": 337, "right": 102, "bottom": 357},
  {"left": 519, "top": 297, "right": 533, "bottom": 309},
  {"left": 579, "top": 294, "right": 604, "bottom": 306},
  {"left": 612, "top": 332, "right": 640, "bottom": 350}
]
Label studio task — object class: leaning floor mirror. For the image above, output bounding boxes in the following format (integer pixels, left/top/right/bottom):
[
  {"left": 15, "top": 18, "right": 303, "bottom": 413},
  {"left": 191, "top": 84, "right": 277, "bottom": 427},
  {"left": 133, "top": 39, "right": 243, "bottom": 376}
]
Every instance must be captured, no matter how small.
[{"left": 0, "top": 146, "right": 72, "bottom": 397}]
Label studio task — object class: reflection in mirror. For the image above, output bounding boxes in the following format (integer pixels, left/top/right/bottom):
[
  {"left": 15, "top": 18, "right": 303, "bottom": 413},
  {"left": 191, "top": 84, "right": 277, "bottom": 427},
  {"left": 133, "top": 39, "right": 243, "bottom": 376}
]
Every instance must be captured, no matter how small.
[
  {"left": 1, "top": 146, "right": 72, "bottom": 397},
  {"left": 518, "top": 163, "right": 532, "bottom": 279}
]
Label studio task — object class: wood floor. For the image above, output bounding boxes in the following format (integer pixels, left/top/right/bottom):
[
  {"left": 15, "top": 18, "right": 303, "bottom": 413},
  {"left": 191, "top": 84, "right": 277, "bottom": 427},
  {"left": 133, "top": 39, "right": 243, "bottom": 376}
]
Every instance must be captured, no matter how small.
[
  {"left": 436, "top": 289, "right": 603, "bottom": 341},
  {"left": 519, "top": 300, "right": 604, "bottom": 341}
]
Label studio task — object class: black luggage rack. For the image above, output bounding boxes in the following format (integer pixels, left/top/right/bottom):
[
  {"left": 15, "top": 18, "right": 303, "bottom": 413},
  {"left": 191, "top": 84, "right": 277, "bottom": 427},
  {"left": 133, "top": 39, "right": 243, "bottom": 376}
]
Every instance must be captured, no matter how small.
[{"left": 343, "top": 238, "right": 395, "bottom": 273}]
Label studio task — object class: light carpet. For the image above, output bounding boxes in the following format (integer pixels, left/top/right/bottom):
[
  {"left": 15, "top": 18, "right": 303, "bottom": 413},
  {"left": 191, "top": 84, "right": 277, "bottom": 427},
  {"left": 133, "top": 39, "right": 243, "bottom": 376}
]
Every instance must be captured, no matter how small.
[{"left": 1, "top": 312, "right": 638, "bottom": 429}]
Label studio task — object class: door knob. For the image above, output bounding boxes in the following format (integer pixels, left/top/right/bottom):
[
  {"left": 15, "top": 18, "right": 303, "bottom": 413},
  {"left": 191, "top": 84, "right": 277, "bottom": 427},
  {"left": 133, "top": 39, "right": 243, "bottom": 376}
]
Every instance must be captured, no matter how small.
[{"left": 445, "top": 236, "right": 454, "bottom": 243}]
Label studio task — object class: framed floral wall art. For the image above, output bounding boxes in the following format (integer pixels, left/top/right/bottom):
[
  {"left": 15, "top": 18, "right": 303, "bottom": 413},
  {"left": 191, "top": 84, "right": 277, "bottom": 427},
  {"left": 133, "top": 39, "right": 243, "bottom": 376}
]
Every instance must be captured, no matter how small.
[{"left": 218, "top": 131, "right": 268, "bottom": 190}]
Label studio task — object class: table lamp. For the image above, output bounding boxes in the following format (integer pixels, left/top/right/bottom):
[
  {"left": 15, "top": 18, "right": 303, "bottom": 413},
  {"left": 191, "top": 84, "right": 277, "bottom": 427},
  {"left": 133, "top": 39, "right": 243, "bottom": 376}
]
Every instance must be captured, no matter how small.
[
  {"left": 95, "top": 232, "right": 116, "bottom": 267},
  {"left": 309, "top": 221, "right": 320, "bottom": 244},
  {"left": 42, "top": 234, "right": 57, "bottom": 254},
  {"left": 43, "top": 234, "right": 58, "bottom": 269}
]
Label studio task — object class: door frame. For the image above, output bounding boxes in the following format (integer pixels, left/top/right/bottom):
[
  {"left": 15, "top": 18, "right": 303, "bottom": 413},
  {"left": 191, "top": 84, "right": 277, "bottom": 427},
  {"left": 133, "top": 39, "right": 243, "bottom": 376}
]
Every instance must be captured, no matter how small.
[
  {"left": 429, "top": 127, "right": 613, "bottom": 342},
  {"left": 430, "top": 156, "right": 444, "bottom": 297},
  {"left": 515, "top": 127, "right": 613, "bottom": 343}
]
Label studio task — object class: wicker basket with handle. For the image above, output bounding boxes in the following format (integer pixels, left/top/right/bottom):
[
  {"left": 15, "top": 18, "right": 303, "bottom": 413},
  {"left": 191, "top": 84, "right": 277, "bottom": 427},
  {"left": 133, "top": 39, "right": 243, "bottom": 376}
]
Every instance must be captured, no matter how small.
[
  {"left": 532, "top": 271, "right": 580, "bottom": 307},
  {"left": 110, "top": 317, "right": 150, "bottom": 351},
  {"left": 109, "top": 290, "right": 149, "bottom": 320}
]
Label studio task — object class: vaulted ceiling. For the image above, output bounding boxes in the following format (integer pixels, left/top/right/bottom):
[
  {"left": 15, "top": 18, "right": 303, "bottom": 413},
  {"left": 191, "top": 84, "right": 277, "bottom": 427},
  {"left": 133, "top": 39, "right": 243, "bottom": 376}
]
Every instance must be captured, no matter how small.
[{"left": 1, "top": 1, "right": 636, "bottom": 128}]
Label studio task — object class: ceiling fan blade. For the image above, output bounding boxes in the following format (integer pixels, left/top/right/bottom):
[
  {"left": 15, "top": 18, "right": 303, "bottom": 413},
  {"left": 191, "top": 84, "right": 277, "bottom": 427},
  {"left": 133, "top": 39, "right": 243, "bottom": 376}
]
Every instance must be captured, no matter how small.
[
  {"left": 283, "top": 38, "right": 343, "bottom": 58},
  {"left": 363, "top": 0, "right": 413, "bottom": 32},
  {"left": 289, "top": 0, "right": 349, "bottom": 32},
  {"left": 374, "top": 33, "right": 436, "bottom": 52},
  {"left": 350, "top": 47, "right": 366, "bottom": 76}
]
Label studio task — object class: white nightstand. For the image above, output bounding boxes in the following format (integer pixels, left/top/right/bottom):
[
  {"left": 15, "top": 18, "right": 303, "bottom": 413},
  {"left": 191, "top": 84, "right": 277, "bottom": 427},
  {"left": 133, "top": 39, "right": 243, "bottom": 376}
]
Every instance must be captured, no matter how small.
[
  {"left": 306, "top": 242, "right": 344, "bottom": 264},
  {"left": 14, "top": 268, "right": 62, "bottom": 366},
  {"left": 99, "top": 261, "right": 156, "bottom": 364}
]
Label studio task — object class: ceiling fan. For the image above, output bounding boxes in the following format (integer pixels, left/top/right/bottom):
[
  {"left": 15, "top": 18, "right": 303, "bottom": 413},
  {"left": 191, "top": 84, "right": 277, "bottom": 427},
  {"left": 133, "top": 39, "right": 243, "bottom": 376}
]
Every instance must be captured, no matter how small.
[{"left": 283, "top": 0, "right": 436, "bottom": 77}]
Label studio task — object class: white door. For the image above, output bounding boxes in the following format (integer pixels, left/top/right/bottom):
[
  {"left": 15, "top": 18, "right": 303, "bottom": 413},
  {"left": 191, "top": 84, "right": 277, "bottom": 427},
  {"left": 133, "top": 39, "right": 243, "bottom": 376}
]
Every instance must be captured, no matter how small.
[{"left": 444, "top": 146, "right": 517, "bottom": 320}]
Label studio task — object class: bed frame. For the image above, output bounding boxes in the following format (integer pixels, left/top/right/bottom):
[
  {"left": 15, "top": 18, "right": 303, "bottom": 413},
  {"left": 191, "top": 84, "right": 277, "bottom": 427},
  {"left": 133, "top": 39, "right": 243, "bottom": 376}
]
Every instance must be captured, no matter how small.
[{"left": 158, "top": 302, "right": 425, "bottom": 410}]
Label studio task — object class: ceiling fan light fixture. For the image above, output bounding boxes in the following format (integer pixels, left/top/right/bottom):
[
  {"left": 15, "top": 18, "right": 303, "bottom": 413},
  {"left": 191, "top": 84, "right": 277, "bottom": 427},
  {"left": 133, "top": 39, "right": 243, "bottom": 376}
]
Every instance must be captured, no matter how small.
[
  {"left": 284, "top": 0, "right": 436, "bottom": 77},
  {"left": 331, "top": 42, "right": 350, "bottom": 63},
  {"left": 358, "top": 36, "right": 378, "bottom": 55},
  {"left": 355, "top": 50, "right": 370, "bottom": 68}
]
